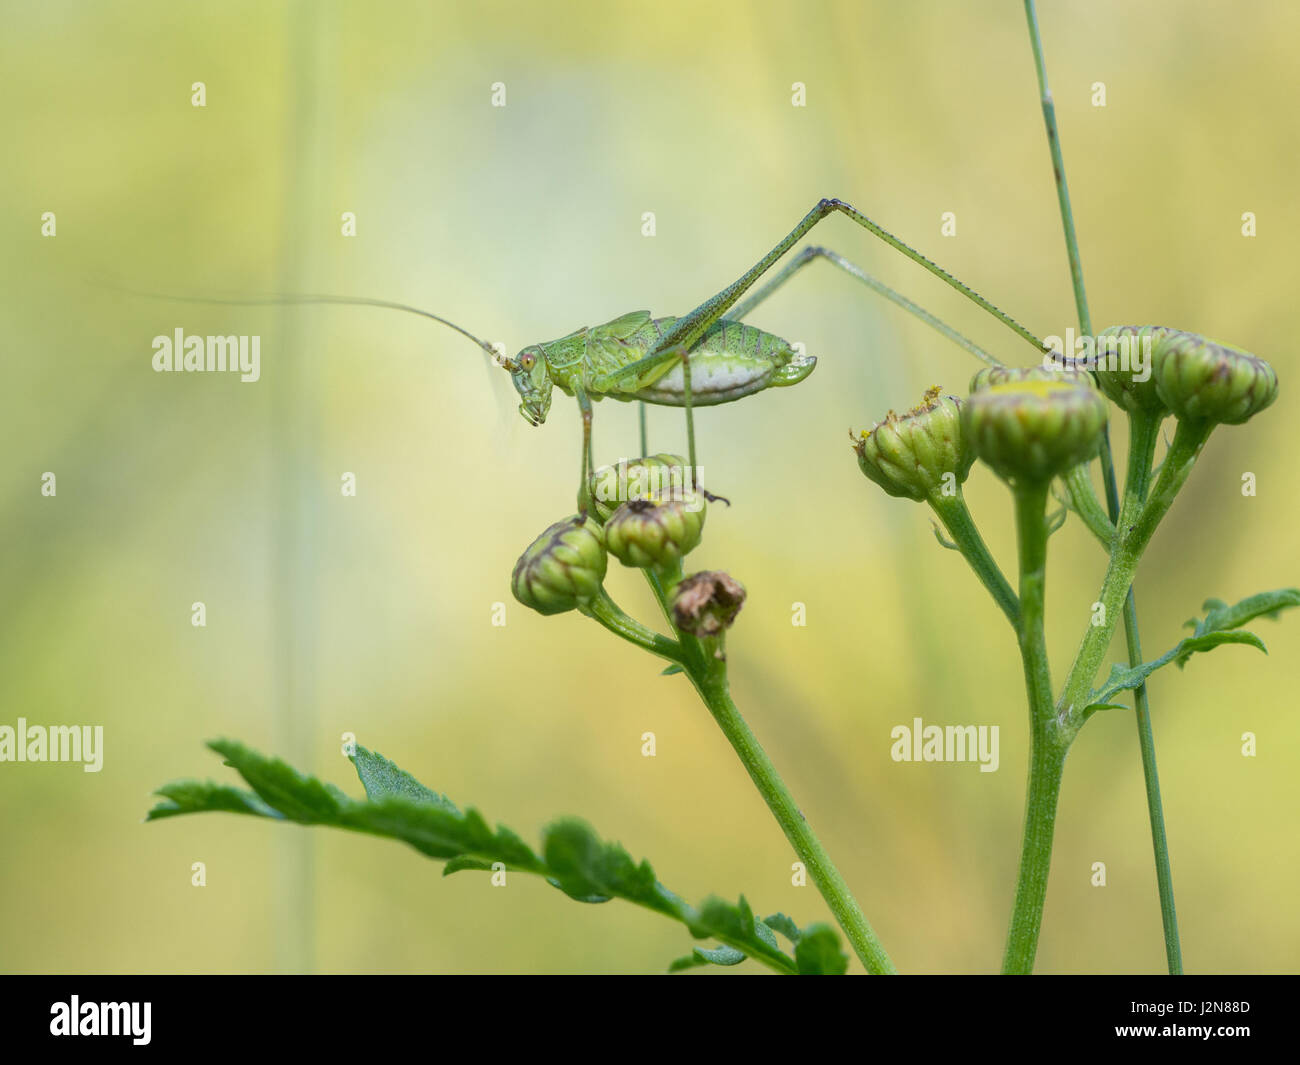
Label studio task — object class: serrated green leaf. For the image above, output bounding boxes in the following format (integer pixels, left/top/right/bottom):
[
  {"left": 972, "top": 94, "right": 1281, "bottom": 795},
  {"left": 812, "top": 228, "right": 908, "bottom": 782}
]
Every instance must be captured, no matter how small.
[
  {"left": 1173, "top": 629, "right": 1266, "bottom": 667},
  {"left": 541, "top": 819, "right": 666, "bottom": 911},
  {"left": 208, "top": 739, "right": 343, "bottom": 823},
  {"left": 443, "top": 856, "right": 496, "bottom": 876},
  {"left": 147, "top": 781, "right": 281, "bottom": 821},
  {"left": 668, "top": 953, "right": 709, "bottom": 973},
  {"left": 350, "top": 745, "right": 457, "bottom": 812},
  {"left": 150, "top": 740, "right": 835, "bottom": 976},
  {"left": 1084, "top": 589, "right": 1299, "bottom": 717},
  {"left": 692, "top": 897, "right": 797, "bottom": 973},
  {"left": 763, "top": 913, "right": 803, "bottom": 945},
  {"left": 736, "top": 894, "right": 756, "bottom": 938},
  {"left": 752, "top": 917, "right": 779, "bottom": 950},
  {"left": 795, "top": 923, "right": 851, "bottom": 974},
  {"left": 694, "top": 944, "right": 747, "bottom": 966},
  {"left": 1191, "top": 589, "right": 1300, "bottom": 637}
]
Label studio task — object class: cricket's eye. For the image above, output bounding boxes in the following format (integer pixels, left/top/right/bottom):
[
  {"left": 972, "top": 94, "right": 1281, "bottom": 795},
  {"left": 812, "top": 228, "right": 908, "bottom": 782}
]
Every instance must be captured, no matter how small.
[{"left": 519, "top": 351, "right": 536, "bottom": 371}]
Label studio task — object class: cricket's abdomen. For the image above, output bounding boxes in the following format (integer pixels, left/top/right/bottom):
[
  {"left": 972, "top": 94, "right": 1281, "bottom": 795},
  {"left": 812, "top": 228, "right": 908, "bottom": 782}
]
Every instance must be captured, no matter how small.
[{"left": 627, "top": 317, "right": 817, "bottom": 407}]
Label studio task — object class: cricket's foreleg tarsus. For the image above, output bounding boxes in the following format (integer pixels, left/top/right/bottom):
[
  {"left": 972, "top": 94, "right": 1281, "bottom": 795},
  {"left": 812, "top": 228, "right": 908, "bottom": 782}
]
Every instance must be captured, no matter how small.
[{"left": 728, "top": 244, "right": 1003, "bottom": 368}]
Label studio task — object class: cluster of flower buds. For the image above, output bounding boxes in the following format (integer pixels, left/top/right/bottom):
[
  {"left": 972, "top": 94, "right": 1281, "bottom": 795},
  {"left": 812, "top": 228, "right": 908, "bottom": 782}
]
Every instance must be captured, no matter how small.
[
  {"left": 514, "top": 456, "right": 746, "bottom": 644},
  {"left": 852, "top": 386, "right": 973, "bottom": 501},
  {"left": 1095, "top": 325, "right": 1278, "bottom": 427},
  {"left": 514, "top": 452, "right": 710, "bottom": 616},
  {"left": 852, "top": 373, "right": 1109, "bottom": 495}
]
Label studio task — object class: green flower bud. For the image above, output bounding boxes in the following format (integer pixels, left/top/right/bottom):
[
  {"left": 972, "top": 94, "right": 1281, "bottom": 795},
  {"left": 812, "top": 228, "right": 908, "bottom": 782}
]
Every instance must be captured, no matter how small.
[
  {"left": 587, "top": 453, "right": 696, "bottom": 524},
  {"left": 970, "top": 364, "right": 1057, "bottom": 391},
  {"left": 1152, "top": 330, "right": 1278, "bottom": 426},
  {"left": 1093, "top": 325, "right": 1174, "bottom": 416},
  {"left": 970, "top": 362, "right": 1096, "bottom": 392},
  {"left": 671, "top": 570, "right": 746, "bottom": 637},
  {"left": 511, "top": 515, "right": 607, "bottom": 616},
  {"left": 852, "top": 386, "right": 974, "bottom": 501},
  {"left": 963, "top": 379, "right": 1109, "bottom": 486},
  {"left": 604, "top": 494, "right": 705, "bottom": 569}
]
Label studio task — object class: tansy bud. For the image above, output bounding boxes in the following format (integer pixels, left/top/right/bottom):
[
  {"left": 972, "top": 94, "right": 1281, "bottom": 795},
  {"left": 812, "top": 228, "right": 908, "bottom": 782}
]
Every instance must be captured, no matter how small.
[
  {"left": 963, "top": 379, "right": 1108, "bottom": 486},
  {"left": 971, "top": 364, "right": 1055, "bottom": 391},
  {"left": 671, "top": 571, "right": 746, "bottom": 637},
  {"left": 852, "top": 386, "right": 974, "bottom": 501},
  {"left": 605, "top": 494, "right": 705, "bottom": 569},
  {"left": 1093, "top": 325, "right": 1174, "bottom": 416},
  {"left": 587, "top": 453, "right": 696, "bottom": 524},
  {"left": 971, "top": 363, "right": 1094, "bottom": 392},
  {"left": 511, "top": 515, "right": 607, "bottom": 616},
  {"left": 1152, "top": 330, "right": 1278, "bottom": 426}
]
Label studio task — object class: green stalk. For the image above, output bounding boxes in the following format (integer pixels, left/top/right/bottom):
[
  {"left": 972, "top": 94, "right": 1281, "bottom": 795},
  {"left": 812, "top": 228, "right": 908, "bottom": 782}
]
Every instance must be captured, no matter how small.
[
  {"left": 1062, "top": 464, "right": 1115, "bottom": 547},
  {"left": 581, "top": 588, "right": 684, "bottom": 664},
  {"left": 588, "top": 569, "right": 893, "bottom": 972},
  {"left": 641, "top": 572, "right": 894, "bottom": 974},
  {"left": 1116, "top": 414, "right": 1181, "bottom": 973},
  {"left": 1057, "top": 419, "right": 1211, "bottom": 731},
  {"left": 1003, "top": 480, "right": 1066, "bottom": 973},
  {"left": 688, "top": 651, "right": 896, "bottom": 974},
  {"left": 928, "top": 488, "right": 1020, "bottom": 629},
  {"left": 1022, "top": 0, "right": 1183, "bottom": 972}
]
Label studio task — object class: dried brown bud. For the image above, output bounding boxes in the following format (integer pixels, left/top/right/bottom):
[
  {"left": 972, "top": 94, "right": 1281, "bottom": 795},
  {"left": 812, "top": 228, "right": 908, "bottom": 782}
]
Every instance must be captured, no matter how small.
[{"left": 671, "top": 571, "right": 746, "bottom": 637}]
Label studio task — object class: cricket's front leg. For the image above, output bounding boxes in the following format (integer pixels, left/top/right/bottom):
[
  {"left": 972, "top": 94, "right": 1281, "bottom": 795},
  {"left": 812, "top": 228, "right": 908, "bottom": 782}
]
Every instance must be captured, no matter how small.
[
  {"left": 574, "top": 384, "right": 595, "bottom": 518},
  {"left": 588, "top": 345, "right": 699, "bottom": 474}
]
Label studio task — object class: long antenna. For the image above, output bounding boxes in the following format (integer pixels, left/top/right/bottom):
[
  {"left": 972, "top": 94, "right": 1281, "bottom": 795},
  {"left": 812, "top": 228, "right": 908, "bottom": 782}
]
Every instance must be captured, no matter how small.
[{"left": 107, "top": 284, "right": 510, "bottom": 365}]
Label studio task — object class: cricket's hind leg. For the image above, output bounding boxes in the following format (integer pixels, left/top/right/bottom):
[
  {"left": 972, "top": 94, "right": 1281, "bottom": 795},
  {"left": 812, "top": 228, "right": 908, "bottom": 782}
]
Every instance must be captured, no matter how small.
[{"left": 727, "top": 244, "right": 1000, "bottom": 368}]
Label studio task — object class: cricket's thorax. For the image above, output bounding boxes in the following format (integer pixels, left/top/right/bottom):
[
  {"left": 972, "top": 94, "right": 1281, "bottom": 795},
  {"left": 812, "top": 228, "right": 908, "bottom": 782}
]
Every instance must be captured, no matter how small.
[{"left": 546, "top": 310, "right": 816, "bottom": 406}]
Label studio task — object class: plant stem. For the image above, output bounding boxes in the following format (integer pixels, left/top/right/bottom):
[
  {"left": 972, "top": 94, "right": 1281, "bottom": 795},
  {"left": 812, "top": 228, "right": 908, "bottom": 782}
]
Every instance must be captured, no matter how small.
[
  {"left": 928, "top": 488, "right": 1020, "bottom": 628},
  {"left": 1003, "top": 738, "right": 1066, "bottom": 974},
  {"left": 1002, "top": 480, "right": 1066, "bottom": 973},
  {"left": 633, "top": 570, "right": 894, "bottom": 974},
  {"left": 1023, "top": 0, "right": 1184, "bottom": 973},
  {"left": 689, "top": 659, "right": 896, "bottom": 974},
  {"left": 1057, "top": 418, "right": 1211, "bottom": 731},
  {"left": 1108, "top": 416, "right": 1181, "bottom": 972},
  {"left": 581, "top": 589, "right": 684, "bottom": 664},
  {"left": 1062, "top": 463, "right": 1115, "bottom": 547}
]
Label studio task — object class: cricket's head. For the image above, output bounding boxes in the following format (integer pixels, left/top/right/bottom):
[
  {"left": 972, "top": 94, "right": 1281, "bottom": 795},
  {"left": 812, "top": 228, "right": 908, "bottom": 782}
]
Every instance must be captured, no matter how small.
[{"left": 507, "top": 344, "right": 553, "bottom": 426}]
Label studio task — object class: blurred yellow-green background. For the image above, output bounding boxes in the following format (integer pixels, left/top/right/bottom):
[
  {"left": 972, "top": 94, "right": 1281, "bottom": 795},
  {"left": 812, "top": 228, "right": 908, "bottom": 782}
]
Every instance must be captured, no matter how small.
[{"left": 2, "top": 0, "right": 1297, "bottom": 974}]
